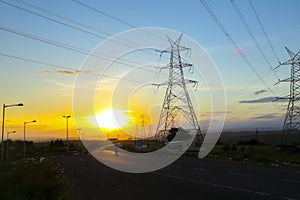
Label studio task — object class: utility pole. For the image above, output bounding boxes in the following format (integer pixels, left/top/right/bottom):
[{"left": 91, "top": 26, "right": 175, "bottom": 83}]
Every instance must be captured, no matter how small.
[
  {"left": 275, "top": 47, "right": 300, "bottom": 135},
  {"left": 1, "top": 103, "right": 23, "bottom": 164},
  {"left": 154, "top": 34, "right": 202, "bottom": 142},
  {"left": 24, "top": 120, "right": 36, "bottom": 159},
  {"left": 63, "top": 115, "right": 71, "bottom": 147},
  {"left": 7, "top": 130, "right": 16, "bottom": 161},
  {"left": 256, "top": 128, "right": 259, "bottom": 143}
]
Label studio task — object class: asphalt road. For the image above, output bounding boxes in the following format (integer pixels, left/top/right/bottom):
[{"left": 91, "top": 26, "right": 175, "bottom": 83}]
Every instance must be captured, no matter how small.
[{"left": 61, "top": 152, "right": 300, "bottom": 200}]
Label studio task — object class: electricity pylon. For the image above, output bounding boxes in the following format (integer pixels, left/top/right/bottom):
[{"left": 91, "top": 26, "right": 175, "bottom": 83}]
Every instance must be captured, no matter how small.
[
  {"left": 140, "top": 114, "right": 146, "bottom": 139},
  {"left": 275, "top": 47, "right": 300, "bottom": 135},
  {"left": 154, "top": 34, "right": 202, "bottom": 141}
]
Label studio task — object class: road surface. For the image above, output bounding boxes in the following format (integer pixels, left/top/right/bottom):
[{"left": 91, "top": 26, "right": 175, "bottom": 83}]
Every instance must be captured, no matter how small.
[{"left": 61, "top": 152, "right": 300, "bottom": 200}]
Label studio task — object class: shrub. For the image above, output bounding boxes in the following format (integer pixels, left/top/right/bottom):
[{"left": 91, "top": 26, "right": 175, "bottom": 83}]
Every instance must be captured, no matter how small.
[
  {"left": 222, "top": 145, "right": 231, "bottom": 152},
  {"left": 1, "top": 157, "right": 81, "bottom": 200},
  {"left": 255, "top": 155, "right": 270, "bottom": 163},
  {"left": 238, "top": 139, "right": 258, "bottom": 145},
  {"left": 231, "top": 145, "right": 237, "bottom": 151}
]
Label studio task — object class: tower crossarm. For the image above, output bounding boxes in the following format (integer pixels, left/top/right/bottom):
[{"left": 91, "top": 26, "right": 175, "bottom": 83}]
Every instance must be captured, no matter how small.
[{"left": 285, "top": 47, "right": 300, "bottom": 59}]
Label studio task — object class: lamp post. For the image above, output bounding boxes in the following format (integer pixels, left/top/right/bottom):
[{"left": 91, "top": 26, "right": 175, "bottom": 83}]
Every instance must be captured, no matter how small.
[
  {"left": 1, "top": 103, "right": 23, "bottom": 164},
  {"left": 24, "top": 120, "right": 36, "bottom": 159},
  {"left": 63, "top": 115, "right": 71, "bottom": 147},
  {"left": 7, "top": 130, "right": 16, "bottom": 161}
]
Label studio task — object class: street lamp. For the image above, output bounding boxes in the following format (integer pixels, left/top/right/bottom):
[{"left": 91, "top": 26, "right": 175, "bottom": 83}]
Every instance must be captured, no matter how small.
[
  {"left": 1, "top": 103, "right": 23, "bottom": 164},
  {"left": 24, "top": 120, "right": 36, "bottom": 159},
  {"left": 7, "top": 130, "right": 16, "bottom": 161},
  {"left": 63, "top": 115, "right": 71, "bottom": 147}
]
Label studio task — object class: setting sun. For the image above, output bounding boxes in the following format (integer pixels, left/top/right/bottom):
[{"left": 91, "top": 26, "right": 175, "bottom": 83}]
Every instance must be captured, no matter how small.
[{"left": 96, "top": 110, "right": 129, "bottom": 130}]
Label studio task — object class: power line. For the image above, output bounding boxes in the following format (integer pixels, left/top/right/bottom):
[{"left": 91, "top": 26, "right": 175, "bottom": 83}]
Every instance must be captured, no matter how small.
[
  {"left": 14, "top": 0, "right": 164, "bottom": 54},
  {"left": 0, "top": 0, "right": 164, "bottom": 60},
  {"left": 71, "top": 0, "right": 136, "bottom": 29},
  {"left": 227, "top": 95, "right": 277, "bottom": 121},
  {"left": 225, "top": 62, "right": 284, "bottom": 113},
  {"left": 226, "top": 92, "right": 287, "bottom": 118},
  {"left": 199, "top": 0, "right": 275, "bottom": 96},
  {"left": 221, "top": 99, "right": 283, "bottom": 130},
  {"left": 70, "top": 0, "right": 166, "bottom": 42},
  {"left": 225, "top": 111, "right": 282, "bottom": 130},
  {"left": 226, "top": 67, "right": 276, "bottom": 102},
  {"left": 226, "top": 100, "right": 278, "bottom": 119},
  {"left": 0, "top": 0, "right": 107, "bottom": 39},
  {"left": 248, "top": 0, "right": 281, "bottom": 64},
  {"left": 68, "top": 0, "right": 280, "bottom": 123},
  {"left": 0, "top": 0, "right": 217, "bottom": 94},
  {"left": 199, "top": 0, "right": 283, "bottom": 122},
  {"left": 15, "top": 0, "right": 111, "bottom": 37},
  {"left": 0, "top": 0, "right": 194, "bottom": 87},
  {"left": 0, "top": 25, "right": 92, "bottom": 55},
  {"left": 231, "top": 0, "right": 279, "bottom": 80},
  {"left": 0, "top": 25, "right": 161, "bottom": 75},
  {"left": 0, "top": 52, "right": 76, "bottom": 71},
  {"left": 2, "top": 0, "right": 279, "bottom": 123},
  {"left": 199, "top": 2, "right": 282, "bottom": 107},
  {"left": 226, "top": 96, "right": 283, "bottom": 120},
  {"left": 0, "top": 51, "right": 145, "bottom": 84}
]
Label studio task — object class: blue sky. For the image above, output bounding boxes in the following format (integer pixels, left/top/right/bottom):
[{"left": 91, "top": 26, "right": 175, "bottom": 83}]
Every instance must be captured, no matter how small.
[{"left": 1, "top": 0, "right": 300, "bottom": 140}]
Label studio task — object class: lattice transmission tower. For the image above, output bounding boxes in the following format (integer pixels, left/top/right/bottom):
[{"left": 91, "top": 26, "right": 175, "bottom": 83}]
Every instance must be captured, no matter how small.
[
  {"left": 276, "top": 47, "right": 300, "bottom": 135},
  {"left": 154, "top": 34, "right": 202, "bottom": 141}
]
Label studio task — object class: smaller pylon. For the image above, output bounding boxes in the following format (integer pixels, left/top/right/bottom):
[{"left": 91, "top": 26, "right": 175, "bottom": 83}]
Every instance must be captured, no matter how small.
[{"left": 140, "top": 114, "right": 146, "bottom": 139}]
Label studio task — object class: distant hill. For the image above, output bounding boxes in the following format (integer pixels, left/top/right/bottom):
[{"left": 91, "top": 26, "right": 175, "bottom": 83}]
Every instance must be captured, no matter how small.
[{"left": 217, "top": 130, "right": 300, "bottom": 145}]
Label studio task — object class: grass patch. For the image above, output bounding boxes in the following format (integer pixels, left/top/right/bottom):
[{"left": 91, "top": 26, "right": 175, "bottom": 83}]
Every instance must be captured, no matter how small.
[{"left": 207, "top": 143, "right": 300, "bottom": 168}]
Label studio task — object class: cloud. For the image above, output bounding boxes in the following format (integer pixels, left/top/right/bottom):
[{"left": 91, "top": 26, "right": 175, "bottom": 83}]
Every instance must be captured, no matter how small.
[
  {"left": 252, "top": 115, "right": 278, "bottom": 120},
  {"left": 254, "top": 89, "right": 267, "bottom": 96},
  {"left": 205, "top": 111, "right": 231, "bottom": 115},
  {"left": 38, "top": 70, "right": 92, "bottom": 75},
  {"left": 239, "top": 96, "right": 288, "bottom": 104},
  {"left": 48, "top": 80, "right": 73, "bottom": 88}
]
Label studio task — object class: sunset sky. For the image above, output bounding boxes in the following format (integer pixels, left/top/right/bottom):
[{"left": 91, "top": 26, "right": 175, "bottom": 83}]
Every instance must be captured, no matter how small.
[{"left": 1, "top": 0, "right": 300, "bottom": 141}]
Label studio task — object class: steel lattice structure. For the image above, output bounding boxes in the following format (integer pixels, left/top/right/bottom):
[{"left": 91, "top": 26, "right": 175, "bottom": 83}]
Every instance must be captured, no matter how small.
[
  {"left": 155, "top": 34, "right": 202, "bottom": 141},
  {"left": 276, "top": 47, "right": 300, "bottom": 135}
]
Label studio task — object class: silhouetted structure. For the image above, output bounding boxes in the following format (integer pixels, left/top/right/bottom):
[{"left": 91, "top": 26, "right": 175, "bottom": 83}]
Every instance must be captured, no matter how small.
[
  {"left": 275, "top": 47, "right": 300, "bottom": 135},
  {"left": 154, "top": 34, "right": 202, "bottom": 142}
]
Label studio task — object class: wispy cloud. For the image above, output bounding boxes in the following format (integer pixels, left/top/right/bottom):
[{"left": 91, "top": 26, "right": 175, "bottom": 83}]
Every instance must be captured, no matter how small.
[
  {"left": 38, "top": 70, "right": 92, "bottom": 76},
  {"left": 254, "top": 89, "right": 267, "bottom": 96},
  {"left": 239, "top": 96, "right": 288, "bottom": 103},
  {"left": 48, "top": 80, "right": 74, "bottom": 88},
  {"left": 204, "top": 111, "right": 231, "bottom": 115},
  {"left": 252, "top": 114, "right": 278, "bottom": 120}
]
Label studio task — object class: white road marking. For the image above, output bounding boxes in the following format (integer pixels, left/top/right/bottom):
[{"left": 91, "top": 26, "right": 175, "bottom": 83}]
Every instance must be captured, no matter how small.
[
  {"left": 228, "top": 172, "right": 253, "bottom": 177},
  {"left": 283, "top": 179, "right": 300, "bottom": 183},
  {"left": 193, "top": 168, "right": 209, "bottom": 172},
  {"left": 152, "top": 172, "right": 296, "bottom": 200}
]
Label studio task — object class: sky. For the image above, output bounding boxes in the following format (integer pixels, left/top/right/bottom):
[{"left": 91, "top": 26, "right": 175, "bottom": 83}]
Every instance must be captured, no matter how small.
[{"left": 1, "top": 0, "right": 300, "bottom": 141}]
